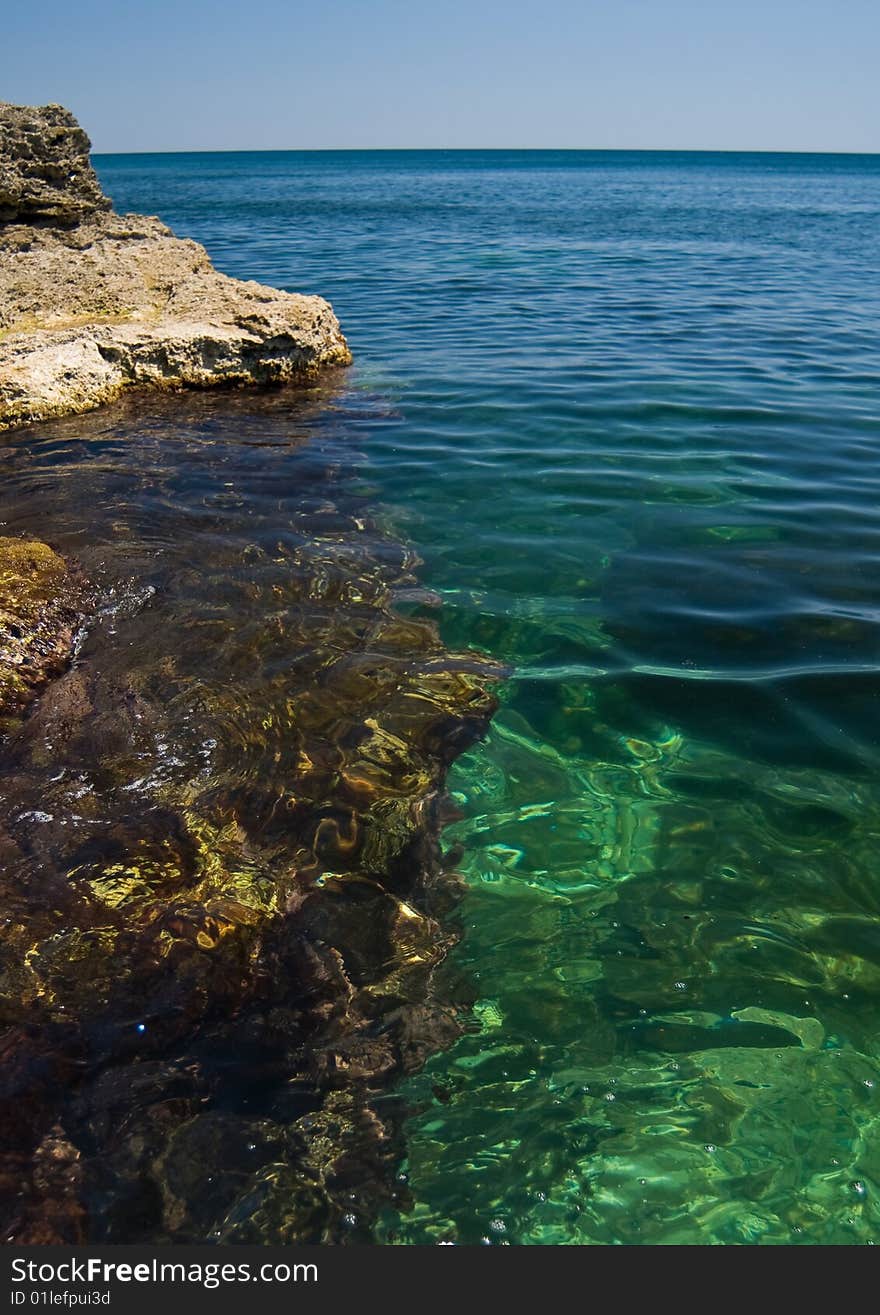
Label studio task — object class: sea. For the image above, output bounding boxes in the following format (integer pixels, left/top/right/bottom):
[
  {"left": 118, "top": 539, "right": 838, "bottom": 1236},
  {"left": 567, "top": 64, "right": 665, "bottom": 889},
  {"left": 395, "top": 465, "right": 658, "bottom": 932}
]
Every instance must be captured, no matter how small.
[{"left": 54, "top": 148, "right": 880, "bottom": 1241}]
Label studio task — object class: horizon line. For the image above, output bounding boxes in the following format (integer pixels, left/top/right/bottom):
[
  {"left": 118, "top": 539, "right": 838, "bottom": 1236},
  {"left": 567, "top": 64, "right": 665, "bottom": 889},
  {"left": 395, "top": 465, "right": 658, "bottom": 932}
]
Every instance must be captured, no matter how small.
[{"left": 91, "top": 144, "right": 880, "bottom": 159}]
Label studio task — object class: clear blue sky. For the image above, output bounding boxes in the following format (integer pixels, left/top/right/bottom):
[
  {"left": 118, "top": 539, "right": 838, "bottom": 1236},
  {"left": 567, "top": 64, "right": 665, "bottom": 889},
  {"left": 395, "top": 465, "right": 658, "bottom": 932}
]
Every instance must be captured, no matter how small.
[{"left": 2, "top": 0, "right": 878, "bottom": 153}]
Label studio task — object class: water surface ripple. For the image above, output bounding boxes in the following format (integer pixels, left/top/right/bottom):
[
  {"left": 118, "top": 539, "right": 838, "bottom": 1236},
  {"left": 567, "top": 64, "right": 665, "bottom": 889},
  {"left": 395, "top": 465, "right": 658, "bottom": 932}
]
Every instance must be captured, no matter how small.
[{"left": 59, "top": 148, "right": 880, "bottom": 1241}]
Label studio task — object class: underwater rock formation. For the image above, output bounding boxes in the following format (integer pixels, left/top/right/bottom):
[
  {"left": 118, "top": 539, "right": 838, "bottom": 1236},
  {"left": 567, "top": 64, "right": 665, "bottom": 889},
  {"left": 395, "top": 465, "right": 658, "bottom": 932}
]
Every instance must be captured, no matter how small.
[
  {"left": 0, "top": 392, "right": 503, "bottom": 1243},
  {"left": 0, "top": 536, "right": 88, "bottom": 730},
  {"left": 0, "top": 103, "right": 351, "bottom": 432}
]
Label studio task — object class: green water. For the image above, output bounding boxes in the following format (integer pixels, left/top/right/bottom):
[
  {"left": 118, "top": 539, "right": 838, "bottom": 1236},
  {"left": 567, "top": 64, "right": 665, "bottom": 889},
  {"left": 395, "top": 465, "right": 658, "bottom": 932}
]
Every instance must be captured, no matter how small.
[{"left": 382, "top": 713, "right": 880, "bottom": 1242}]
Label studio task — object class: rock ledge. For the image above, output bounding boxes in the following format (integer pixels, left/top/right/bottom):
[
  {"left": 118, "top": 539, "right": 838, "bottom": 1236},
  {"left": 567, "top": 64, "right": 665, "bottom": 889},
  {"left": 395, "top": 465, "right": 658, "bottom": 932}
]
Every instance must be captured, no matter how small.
[{"left": 0, "top": 103, "right": 351, "bottom": 431}]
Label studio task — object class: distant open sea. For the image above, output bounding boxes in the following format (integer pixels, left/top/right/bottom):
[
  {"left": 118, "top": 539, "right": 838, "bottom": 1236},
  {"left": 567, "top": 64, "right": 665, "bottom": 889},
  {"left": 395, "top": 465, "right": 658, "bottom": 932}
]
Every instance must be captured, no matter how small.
[{"left": 94, "top": 149, "right": 880, "bottom": 1243}]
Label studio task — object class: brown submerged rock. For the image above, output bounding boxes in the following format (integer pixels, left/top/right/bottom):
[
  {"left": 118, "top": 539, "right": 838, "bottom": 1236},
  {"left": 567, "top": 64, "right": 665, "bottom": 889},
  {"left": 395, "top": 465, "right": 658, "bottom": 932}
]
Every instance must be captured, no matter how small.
[
  {"left": 0, "top": 536, "right": 87, "bottom": 729},
  {"left": 0, "top": 103, "right": 351, "bottom": 432},
  {"left": 0, "top": 393, "right": 504, "bottom": 1243}
]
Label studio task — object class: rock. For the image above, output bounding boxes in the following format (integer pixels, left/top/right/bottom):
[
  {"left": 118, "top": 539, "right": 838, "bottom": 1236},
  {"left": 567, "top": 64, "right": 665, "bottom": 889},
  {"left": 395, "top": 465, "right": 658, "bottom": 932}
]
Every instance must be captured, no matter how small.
[
  {"left": 0, "top": 103, "right": 111, "bottom": 226},
  {"left": 0, "top": 103, "right": 351, "bottom": 431},
  {"left": 0, "top": 537, "right": 87, "bottom": 729},
  {"left": 0, "top": 395, "right": 506, "bottom": 1243}
]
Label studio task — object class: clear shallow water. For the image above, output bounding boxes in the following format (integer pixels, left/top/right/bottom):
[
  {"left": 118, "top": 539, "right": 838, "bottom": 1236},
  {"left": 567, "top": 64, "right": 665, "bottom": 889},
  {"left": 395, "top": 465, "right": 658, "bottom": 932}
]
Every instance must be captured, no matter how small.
[{"left": 81, "top": 149, "right": 880, "bottom": 1243}]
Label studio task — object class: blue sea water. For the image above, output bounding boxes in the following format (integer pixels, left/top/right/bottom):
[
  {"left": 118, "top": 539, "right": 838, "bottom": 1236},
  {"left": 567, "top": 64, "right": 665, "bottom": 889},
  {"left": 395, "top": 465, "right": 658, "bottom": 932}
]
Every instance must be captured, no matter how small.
[{"left": 94, "top": 149, "right": 880, "bottom": 1244}]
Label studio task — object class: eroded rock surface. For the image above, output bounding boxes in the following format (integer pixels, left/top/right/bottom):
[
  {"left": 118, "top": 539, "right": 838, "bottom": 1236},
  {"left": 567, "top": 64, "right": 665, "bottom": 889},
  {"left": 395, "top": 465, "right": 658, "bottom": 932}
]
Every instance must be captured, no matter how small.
[
  {"left": 0, "top": 103, "right": 351, "bottom": 431},
  {"left": 0, "top": 103, "right": 111, "bottom": 226}
]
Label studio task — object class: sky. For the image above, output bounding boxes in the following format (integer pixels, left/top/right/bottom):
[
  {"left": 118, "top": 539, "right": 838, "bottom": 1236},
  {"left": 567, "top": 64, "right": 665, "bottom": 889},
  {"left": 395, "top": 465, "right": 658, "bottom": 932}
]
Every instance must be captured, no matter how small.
[{"left": 1, "top": 0, "right": 878, "bottom": 154}]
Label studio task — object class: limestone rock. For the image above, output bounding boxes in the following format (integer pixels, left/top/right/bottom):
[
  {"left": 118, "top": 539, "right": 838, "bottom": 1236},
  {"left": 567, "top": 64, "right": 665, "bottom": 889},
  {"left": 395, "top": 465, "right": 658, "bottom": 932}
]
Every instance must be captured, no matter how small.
[
  {"left": 0, "top": 103, "right": 111, "bottom": 226},
  {"left": 0, "top": 103, "right": 351, "bottom": 431}
]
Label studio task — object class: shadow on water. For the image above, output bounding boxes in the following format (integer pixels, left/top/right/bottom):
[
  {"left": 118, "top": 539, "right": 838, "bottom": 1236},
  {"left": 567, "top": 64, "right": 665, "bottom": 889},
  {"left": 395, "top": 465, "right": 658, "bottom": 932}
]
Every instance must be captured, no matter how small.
[{"left": 0, "top": 383, "right": 502, "bottom": 1243}]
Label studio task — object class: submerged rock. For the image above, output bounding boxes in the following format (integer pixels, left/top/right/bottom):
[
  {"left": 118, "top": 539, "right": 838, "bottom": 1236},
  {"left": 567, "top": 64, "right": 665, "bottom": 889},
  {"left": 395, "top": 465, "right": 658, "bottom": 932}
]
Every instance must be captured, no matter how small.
[
  {"left": 0, "top": 103, "right": 351, "bottom": 432},
  {"left": 0, "top": 393, "right": 504, "bottom": 1243},
  {"left": 0, "top": 536, "right": 87, "bottom": 728}
]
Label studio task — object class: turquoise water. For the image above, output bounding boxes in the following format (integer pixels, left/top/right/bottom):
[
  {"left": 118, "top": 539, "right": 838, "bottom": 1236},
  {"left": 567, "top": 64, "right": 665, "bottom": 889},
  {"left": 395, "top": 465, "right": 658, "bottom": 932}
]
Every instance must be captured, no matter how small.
[{"left": 96, "top": 150, "right": 880, "bottom": 1244}]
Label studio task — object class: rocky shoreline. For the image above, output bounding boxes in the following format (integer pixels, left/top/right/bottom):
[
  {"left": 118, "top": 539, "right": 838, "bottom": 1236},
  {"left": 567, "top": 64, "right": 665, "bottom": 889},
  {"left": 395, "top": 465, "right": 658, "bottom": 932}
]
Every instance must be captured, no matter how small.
[
  {"left": 0, "top": 102, "right": 351, "bottom": 432},
  {"left": 0, "top": 109, "right": 502, "bottom": 1244}
]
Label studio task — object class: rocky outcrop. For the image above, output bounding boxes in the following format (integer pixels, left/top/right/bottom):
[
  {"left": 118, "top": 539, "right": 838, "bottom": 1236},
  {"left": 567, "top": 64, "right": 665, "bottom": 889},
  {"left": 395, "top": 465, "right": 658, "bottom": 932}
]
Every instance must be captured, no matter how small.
[
  {"left": 0, "top": 103, "right": 111, "bottom": 226},
  {"left": 0, "top": 103, "right": 351, "bottom": 431}
]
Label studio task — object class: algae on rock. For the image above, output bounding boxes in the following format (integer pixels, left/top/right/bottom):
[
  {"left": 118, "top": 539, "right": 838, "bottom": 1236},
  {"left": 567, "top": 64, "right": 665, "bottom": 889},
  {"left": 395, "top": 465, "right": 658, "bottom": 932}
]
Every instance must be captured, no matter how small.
[
  {"left": 0, "top": 392, "right": 503, "bottom": 1244},
  {"left": 0, "top": 536, "right": 87, "bottom": 729}
]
